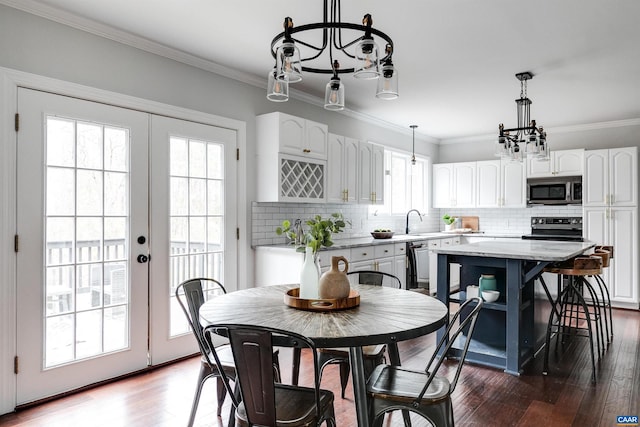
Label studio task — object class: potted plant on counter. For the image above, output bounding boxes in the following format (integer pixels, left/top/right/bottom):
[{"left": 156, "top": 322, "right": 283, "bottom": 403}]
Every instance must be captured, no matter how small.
[{"left": 442, "top": 214, "right": 456, "bottom": 232}]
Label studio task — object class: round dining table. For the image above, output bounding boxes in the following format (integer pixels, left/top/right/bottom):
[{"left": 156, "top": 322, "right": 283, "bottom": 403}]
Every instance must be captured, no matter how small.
[{"left": 199, "top": 284, "right": 448, "bottom": 427}]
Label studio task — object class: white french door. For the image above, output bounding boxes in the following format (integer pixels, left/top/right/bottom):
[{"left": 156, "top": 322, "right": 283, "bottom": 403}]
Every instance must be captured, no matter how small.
[{"left": 15, "top": 88, "right": 237, "bottom": 404}]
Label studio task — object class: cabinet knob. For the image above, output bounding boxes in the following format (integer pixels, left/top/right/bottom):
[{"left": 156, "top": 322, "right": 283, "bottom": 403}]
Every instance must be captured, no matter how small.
[{"left": 302, "top": 149, "right": 311, "bottom": 153}]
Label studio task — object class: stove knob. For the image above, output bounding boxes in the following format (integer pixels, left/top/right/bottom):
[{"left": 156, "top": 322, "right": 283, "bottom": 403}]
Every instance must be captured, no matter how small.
[{"left": 571, "top": 218, "right": 578, "bottom": 224}]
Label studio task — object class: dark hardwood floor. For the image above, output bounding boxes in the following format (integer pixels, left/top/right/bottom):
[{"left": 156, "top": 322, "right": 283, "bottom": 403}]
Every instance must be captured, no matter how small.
[{"left": 1, "top": 308, "right": 638, "bottom": 427}]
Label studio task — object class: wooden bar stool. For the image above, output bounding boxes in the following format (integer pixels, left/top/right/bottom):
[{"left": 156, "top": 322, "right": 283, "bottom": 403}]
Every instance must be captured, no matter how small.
[
  {"left": 590, "top": 246, "right": 614, "bottom": 344},
  {"left": 540, "top": 255, "right": 604, "bottom": 383}
]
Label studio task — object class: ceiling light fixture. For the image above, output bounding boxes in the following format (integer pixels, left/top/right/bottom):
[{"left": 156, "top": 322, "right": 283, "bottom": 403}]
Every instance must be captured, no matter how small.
[
  {"left": 268, "top": 0, "right": 398, "bottom": 110},
  {"left": 410, "top": 124, "right": 417, "bottom": 165},
  {"left": 495, "top": 72, "right": 548, "bottom": 162}
]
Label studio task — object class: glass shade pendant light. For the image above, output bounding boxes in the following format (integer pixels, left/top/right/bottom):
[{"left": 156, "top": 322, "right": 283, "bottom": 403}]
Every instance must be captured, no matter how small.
[
  {"left": 376, "top": 44, "right": 398, "bottom": 99},
  {"left": 276, "top": 18, "right": 303, "bottom": 83},
  {"left": 354, "top": 14, "right": 380, "bottom": 79},
  {"left": 266, "top": 68, "right": 289, "bottom": 102},
  {"left": 324, "top": 61, "right": 345, "bottom": 110}
]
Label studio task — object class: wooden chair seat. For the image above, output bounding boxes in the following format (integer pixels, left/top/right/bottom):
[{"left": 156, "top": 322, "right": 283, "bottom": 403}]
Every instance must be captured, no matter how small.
[
  {"left": 544, "top": 255, "right": 602, "bottom": 276},
  {"left": 592, "top": 249, "right": 611, "bottom": 267}
]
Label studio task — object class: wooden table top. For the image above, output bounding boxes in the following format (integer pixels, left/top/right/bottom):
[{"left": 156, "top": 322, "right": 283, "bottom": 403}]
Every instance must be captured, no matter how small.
[{"left": 199, "top": 284, "right": 448, "bottom": 348}]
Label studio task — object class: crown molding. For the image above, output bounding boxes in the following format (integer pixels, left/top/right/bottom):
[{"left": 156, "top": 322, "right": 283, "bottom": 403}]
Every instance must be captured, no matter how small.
[{"left": 440, "top": 117, "right": 640, "bottom": 145}]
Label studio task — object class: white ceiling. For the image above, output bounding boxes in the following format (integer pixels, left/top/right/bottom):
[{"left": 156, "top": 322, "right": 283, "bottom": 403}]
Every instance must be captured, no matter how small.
[{"left": 8, "top": 0, "right": 640, "bottom": 140}]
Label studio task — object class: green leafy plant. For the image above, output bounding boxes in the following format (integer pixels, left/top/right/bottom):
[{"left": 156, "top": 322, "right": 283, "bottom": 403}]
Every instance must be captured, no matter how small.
[
  {"left": 442, "top": 214, "right": 456, "bottom": 225},
  {"left": 276, "top": 213, "right": 348, "bottom": 254}
]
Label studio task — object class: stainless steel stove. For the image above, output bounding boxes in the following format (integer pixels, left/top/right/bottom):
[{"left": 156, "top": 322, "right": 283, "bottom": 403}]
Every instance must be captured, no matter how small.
[{"left": 521, "top": 216, "right": 584, "bottom": 242}]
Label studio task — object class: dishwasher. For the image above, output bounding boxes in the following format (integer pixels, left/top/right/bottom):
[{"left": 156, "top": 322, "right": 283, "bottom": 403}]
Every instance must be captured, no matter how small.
[{"left": 408, "top": 238, "right": 461, "bottom": 295}]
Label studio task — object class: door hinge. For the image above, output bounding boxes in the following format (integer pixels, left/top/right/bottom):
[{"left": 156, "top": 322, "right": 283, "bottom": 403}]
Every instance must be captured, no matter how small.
[
  {"left": 236, "top": 148, "right": 239, "bottom": 161},
  {"left": 14, "top": 356, "right": 19, "bottom": 374},
  {"left": 14, "top": 235, "right": 19, "bottom": 252},
  {"left": 15, "top": 113, "right": 19, "bottom": 132},
  {"left": 236, "top": 228, "right": 240, "bottom": 240}
]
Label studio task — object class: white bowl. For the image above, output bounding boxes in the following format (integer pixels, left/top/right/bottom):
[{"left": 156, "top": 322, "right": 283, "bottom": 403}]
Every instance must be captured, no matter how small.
[{"left": 481, "top": 290, "right": 500, "bottom": 303}]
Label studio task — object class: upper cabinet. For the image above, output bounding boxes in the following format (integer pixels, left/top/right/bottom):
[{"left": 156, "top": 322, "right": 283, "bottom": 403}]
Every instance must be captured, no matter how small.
[
  {"left": 476, "top": 160, "right": 526, "bottom": 208},
  {"left": 259, "top": 112, "right": 328, "bottom": 160},
  {"left": 326, "top": 133, "right": 358, "bottom": 203},
  {"left": 527, "top": 149, "right": 584, "bottom": 178},
  {"left": 256, "top": 112, "right": 328, "bottom": 202},
  {"left": 433, "top": 162, "right": 476, "bottom": 208},
  {"left": 584, "top": 147, "right": 637, "bottom": 207},
  {"left": 358, "top": 141, "right": 385, "bottom": 204}
]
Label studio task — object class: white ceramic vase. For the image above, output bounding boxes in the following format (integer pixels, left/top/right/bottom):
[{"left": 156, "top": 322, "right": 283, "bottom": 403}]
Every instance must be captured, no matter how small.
[{"left": 299, "top": 246, "right": 320, "bottom": 299}]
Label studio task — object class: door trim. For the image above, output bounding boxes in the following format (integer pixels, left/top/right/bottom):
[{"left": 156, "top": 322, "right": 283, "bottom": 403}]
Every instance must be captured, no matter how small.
[{"left": 0, "top": 66, "right": 248, "bottom": 414}]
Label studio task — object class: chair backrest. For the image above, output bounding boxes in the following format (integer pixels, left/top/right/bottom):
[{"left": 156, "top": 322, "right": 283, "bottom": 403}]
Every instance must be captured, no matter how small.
[
  {"left": 415, "top": 297, "right": 483, "bottom": 402},
  {"left": 175, "top": 278, "right": 227, "bottom": 363},
  {"left": 346, "top": 270, "right": 401, "bottom": 288},
  {"left": 205, "top": 324, "right": 323, "bottom": 426}
]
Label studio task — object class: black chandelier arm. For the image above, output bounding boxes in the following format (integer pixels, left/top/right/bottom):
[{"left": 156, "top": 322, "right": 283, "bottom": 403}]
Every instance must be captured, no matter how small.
[
  {"left": 270, "top": 22, "right": 394, "bottom": 74},
  {"left": 500, "top": 125, "right": 540, "bottom": 135}
]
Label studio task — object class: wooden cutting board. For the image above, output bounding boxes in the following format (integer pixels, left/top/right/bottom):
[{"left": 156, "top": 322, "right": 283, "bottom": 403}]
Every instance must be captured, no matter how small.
[{"left": 461, "top": 216, "right": 479, "bottom": 231}]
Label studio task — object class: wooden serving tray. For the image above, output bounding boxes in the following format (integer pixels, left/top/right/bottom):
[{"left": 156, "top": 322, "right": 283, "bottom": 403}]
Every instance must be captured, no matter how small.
[{"left": 284, "top": 288, "right": 360, "bottom": 312}]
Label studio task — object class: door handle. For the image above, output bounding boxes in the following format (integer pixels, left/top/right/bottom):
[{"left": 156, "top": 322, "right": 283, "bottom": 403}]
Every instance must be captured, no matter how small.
[{"left": 137, "top": 254, "right": 149, "bottom": 263}]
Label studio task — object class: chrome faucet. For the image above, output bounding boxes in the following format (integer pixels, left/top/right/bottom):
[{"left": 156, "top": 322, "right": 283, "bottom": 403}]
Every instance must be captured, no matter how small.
[{"left": 405, "top": 209, "right": 423, "bottom": 234}]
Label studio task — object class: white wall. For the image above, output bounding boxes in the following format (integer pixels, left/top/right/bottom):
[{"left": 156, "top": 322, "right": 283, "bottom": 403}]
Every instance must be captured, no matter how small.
[{"left": 0, "top": 4, "right": 440, "bottom": 415}]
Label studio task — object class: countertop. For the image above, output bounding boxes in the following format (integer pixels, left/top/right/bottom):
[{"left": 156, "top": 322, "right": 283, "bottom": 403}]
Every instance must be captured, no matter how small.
[
  {"left": 432, "top": 239, "right": 595, "bottom": 261},
  {"left": 254, "top": 232, "right": 523, "bottom": 251}
]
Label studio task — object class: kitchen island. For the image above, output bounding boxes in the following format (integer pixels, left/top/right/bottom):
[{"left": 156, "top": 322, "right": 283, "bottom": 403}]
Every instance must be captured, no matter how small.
[{"left": 433, "top": 239, "right": 595, "bottom": 375}]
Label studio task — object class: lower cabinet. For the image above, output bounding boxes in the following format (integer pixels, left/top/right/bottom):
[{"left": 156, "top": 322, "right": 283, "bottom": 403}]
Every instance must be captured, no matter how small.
[
  {"left": 427, "top": 237, "right": 461, "bottom": 295},
  {"left": 349, "top": 244, "right": 407, "bottom": 289}
]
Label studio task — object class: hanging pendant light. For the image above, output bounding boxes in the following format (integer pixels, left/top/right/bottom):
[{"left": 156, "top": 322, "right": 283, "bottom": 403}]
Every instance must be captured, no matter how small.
[
  {"left": 376, "top": 44, "right": 398, "bottom": 100},
  {"left": 324, "top": 60, "right": 345, "bottom": 110},
  {"left": 410, "top": 124, "right": 417, "bottom": 165},
  {"left": 267, "top": 0, "right": 397, "bottom": 108},
  {"left": 276, "top": 17, "right": 302, "bottom": 83},
  {"left": 267, "top": 68, "right": 289, "bottom": 102},
  {"left": 495, "top": 72, "right": 548, "bottom": 162}
]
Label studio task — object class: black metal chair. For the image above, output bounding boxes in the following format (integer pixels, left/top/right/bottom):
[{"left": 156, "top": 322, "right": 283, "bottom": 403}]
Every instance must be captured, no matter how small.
[
  {"left": 204, "top": 324, "right": 336, "bottom": 427},
  {"left": 175, "top": 278, "right": 280, "bottom": 426},
  {"left": 317, "top": 270, "right": 401, "bottom": 398},
  {"left": 366, "top": 297, "right": 483, "bottom": 427}
]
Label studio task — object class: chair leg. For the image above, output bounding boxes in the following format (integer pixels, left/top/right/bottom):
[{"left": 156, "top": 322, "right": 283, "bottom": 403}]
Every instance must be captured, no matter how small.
[
  {"left": 216, "top": 377, "right": 227, "bottom": 416},
  {"left": 338, "top": 360, "right": 350, "bottom": 399},
  {"left": 188, "top": 363, "right": 210, "bottom": 426}
]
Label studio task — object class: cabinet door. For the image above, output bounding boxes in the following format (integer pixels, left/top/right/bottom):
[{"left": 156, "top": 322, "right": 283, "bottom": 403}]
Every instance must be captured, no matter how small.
[
  {"left": 279, "top": 114, "right": 306, "bottom": 154},
  {"left": 358, "top": 142, "right": 374, "bottom": 203},
  {"left": 344, "top": 137, "right": 359, "bottom": 203},
  {"left": 476, "top": 160, "right": 500, "bottom": 208},
  {"left": 610, "top": 147, "right": 637, "bottom": 206},
  {"left": 610, "top": 207, "right": 638, "bottom": 303},
  {"left": 305, "top": 119, "right": 328, "bottom": 159},
  {"left": 554, "top": 149, "right": 583, "bottom": 176},
  {"left": 394, "top": 256, "right": 407, "bottom": 289},
  {"left": 501, "top": 160, "right": 526, "bottom": 207},
  {"left": 371, "top": 143, "right": 385, "bottom": 204},
  {"left": 433, "top": 164, "right": 453, "bottom": 208},
  {"left": 326, "top": 133, "right": 346, "bottom": 203},
  {"left": 584, "top": 149, "right": 609, "bottom": 206},
  {"left": 454, "top": 162, "right": 476, "bottom": 207},
  {"left": 376, "top": 257, "right": 396, "bottom": 286},
  {"left": 527, "top": 156, "right": 553, "bottom": 177}
]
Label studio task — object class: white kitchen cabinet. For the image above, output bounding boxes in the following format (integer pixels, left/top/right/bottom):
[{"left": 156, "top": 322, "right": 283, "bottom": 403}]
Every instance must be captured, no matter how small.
[
  {"left": 476, "top": 160, "right": 526, "bottom": 208},
  {"left": 257, "top": 112, "right": 328, "bottom": 160},
  {"left": 256, "top": 112, "right": 329, "bottom": 202},
  {"left": 584, "top": 147, "right": 637, "bottom": 207},
  {"left": 348, "top": 244, "right": 406, "bottom": 288},
  {"left": 433, "top": 162, "right": 476, "bottom": 208},
  {"left": 527, "top": 149, "right": 584, "bottom": 178},
  {"left": 326, "top": 134, "right": 358, "bottom": 203},
  {"left": 357, "top": 141, "right": 384, "bottom": 204},
  {"left": 584, "top": 207, "right": 638, "bottom": 306}
]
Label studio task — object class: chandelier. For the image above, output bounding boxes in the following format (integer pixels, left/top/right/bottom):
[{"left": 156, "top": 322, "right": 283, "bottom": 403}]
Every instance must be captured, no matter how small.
[
  {"left": 266, "top": 0, "right": 398, "bottom": 110},
  {"left": 495, "top": 72, "right": 548, "bottom": 162}
]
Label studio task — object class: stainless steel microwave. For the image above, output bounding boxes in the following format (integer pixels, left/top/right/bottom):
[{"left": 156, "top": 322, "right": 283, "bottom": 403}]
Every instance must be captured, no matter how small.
[{"left": 527, "top": 176, "right": 582, "bottom": 206}]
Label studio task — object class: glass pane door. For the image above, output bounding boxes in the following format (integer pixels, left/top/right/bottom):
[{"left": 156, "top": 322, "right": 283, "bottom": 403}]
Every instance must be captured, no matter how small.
[{"left": 16, "top": 88, "right": 149, "bottom": 404}]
